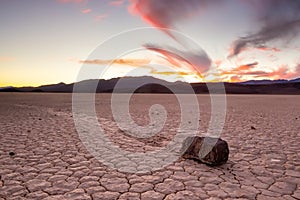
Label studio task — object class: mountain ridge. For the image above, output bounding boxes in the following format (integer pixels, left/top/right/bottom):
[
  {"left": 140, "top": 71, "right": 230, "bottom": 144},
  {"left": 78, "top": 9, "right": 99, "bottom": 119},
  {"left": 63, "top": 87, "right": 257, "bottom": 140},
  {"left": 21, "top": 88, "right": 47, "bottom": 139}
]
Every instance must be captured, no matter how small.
[{"left": 1, "top": 76, "right": 300, "bottom": 94}]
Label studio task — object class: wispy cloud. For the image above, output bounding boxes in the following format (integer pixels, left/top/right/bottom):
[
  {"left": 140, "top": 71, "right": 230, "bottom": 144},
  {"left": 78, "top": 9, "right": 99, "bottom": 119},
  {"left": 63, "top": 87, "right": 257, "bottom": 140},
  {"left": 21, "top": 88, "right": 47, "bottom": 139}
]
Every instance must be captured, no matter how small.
[
  {"left": 127, "top": 0, "right": 300, "bottom": 82},
  {"left": 265, "top": 64, "right": 300, "bottom": 80},
  {"left": 236, "top": 62, "right": 259, "bottom": 71},
  {"left": 220, "top": 63, "right": 300, "bottom": 81},
  {"left": 81, "top": 8, "right": 92, "bottom": 14},
  {"left": 128, "top": 0, "right": 218, "bottom": 77},
  {"left": 80, "top": 58, "right": 151, "bottom": 66},
  {"left": 128, "top": 0, "right": 221, "bottom": 39},
  {"left": 229, "top": 0, "right": 300, "bottom": 57},
  {"left": 80, "top": 58, "right": 200, "bottom": 79},
  {"left": 80, "top": 43, "right": 211, "bottom": 81},
  {"left": 144, "top": 44, "right": 210, "bottom": 76},
  {"left": 228, "top": 45, "right": 281, "bottom": 57},
  {"left": 220, "top": 62, "right": 259, "bottom": 75},
  {"left": 80, "top": 57, "right": 300, "bottom": 82},
  {"left": 109, "top": 0, "right": 124, "bottom": 6},
  {"left": 257, "top": 46, "right": 281, "bottom": 52}
]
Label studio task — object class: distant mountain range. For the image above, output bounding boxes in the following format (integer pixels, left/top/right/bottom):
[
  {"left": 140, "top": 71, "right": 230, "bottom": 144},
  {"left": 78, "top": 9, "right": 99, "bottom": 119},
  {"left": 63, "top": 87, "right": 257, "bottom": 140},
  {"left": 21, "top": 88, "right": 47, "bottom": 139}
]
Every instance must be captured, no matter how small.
[
  {"left": 1, "top": 76, "right": 300, "bottom": 94},
  {"left": 240, "top": 78, "right": 300, "bottom": 85}
]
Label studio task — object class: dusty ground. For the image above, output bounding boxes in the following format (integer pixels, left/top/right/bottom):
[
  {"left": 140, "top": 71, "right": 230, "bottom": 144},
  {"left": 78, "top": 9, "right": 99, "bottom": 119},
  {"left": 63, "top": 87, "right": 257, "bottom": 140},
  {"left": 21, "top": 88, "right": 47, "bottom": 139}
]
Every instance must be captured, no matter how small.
[{"left": 0, "top": 93, "right": 299, "bottom": 200}]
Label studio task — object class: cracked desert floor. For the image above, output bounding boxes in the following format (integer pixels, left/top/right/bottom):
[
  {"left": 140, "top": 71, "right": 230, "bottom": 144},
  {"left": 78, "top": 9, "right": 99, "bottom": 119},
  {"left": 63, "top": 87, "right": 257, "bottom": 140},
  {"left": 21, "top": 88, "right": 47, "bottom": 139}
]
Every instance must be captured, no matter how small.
[{"left": 0, "top": 93, "right": 299, "bottom": 200}]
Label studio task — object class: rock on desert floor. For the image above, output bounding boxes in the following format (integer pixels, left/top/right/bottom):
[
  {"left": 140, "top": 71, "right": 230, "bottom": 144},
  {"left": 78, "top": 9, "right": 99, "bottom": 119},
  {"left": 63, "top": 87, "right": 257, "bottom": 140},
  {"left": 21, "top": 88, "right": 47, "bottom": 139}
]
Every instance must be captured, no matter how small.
[{"left": 0, "top": 93, "right": 299, "bottom": 200}]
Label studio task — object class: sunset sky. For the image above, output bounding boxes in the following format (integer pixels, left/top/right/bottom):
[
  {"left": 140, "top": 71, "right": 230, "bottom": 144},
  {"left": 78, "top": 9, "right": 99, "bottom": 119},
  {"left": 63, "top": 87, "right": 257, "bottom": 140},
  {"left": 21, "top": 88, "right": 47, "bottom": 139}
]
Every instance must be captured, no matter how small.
[{"left": 1, "top": 0, "right": 300, "bottom": 87}]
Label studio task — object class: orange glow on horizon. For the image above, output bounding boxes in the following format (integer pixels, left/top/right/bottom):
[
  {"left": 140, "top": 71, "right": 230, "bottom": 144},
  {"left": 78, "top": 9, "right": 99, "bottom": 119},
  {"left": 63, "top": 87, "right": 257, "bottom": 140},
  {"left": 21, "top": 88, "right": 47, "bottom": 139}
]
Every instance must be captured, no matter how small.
[{"left": 80, "top": 57, "right": 204, "bottom": 81}]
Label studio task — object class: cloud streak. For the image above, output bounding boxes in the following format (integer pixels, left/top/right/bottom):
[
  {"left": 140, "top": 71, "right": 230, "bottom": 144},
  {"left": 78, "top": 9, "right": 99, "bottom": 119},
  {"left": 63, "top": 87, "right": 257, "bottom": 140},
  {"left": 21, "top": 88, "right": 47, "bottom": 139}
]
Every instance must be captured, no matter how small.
[
  {"left": 257, "top": 46, "right": 281, "bottom": 52},
  {"left": 81, "top": 8, "right": 91, "bottom": 14},
  {"left": 109, "top": 0, "right": 124, "bottom": 6},
  {"left": 220, "top": 62, "right": 259, "bottom": 75},
  {"left": 128, "top": 0, "right": 216, "bottom": 77},
  {"left": 80, "top": 58, "right": 151, "bottom": 67},
  {"left": 80, "top": 58, "right": 300, "bottom": 82},
  {"left": 220, "top": 63, "right": 300, "bottom": 81},
  {"left": 128, "top": 0, "right": 220, "bottom": 39},
  {"left": 266, "top": 64, "right": 300, "bottom": 80},
  {"left": 229, "top": 0, "right": 300, "bottom": 57},
  {"left": 128, "top": 0, "right": 300, "bottom": 63},
  {"left": 144, "top": 44, "right": 211, "bottom": 75},
  {"left": 80, "top": 57, "right": 201, "bottom": 79},
  {"left": 235, "top": 62, "right": 259, "bottom": 71}
]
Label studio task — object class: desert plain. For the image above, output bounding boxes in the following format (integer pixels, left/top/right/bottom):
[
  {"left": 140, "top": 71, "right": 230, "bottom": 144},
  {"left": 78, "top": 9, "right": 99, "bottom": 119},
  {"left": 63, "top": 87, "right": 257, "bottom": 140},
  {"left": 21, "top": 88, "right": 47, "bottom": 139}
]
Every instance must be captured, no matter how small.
[{"left": 0, "top": 93, "right": 299, "bottom": 200}]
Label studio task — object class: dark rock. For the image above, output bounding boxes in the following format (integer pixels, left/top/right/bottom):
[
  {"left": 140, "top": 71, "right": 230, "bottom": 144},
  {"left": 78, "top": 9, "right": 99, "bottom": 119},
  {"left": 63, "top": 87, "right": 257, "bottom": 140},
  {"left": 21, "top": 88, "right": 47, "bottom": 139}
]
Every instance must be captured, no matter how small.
[
  {"left": 9, "top": 152, "right": 15, "bottom": 156},
  {"left": 181, "top": 136, "right": 229, "bottom": 166},
  {"left": 251, "top": 126, "right": 256, "bottom": 130}
]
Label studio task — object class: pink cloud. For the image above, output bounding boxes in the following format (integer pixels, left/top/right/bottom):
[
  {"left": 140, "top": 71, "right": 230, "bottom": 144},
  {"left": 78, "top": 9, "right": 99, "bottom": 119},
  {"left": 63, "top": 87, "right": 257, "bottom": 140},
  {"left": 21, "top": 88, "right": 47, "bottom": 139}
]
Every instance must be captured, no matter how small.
[
  {"left": 128, "top": 0, "right": 220, "bottom": 39},
  {"left": 257, "top": 46, "right": 281, "bottom": 52},
  {"left": 109, "top": 0, "right": 124, "bottom": 6},
  {"left": 222, "top": 63, "right": 300, "bottom": 80},
  {"left": 81, "top": 8, "right": 92, "bottom": 14},
  {"left": 144, "top": 43, "right": 211, "bottom": 74},
  {"left": 266, "top": 64, "right": 300, "bottom": 80}
]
